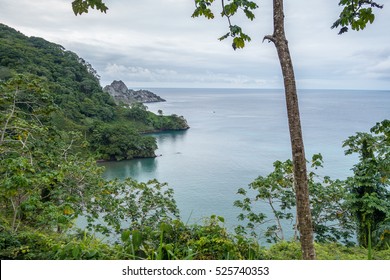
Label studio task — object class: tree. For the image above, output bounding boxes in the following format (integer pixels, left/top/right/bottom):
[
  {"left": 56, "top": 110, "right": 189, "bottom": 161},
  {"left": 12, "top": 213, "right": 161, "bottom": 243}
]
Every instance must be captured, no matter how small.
[
  {"left": 87, "top": 178, "right": 180, "bottom": 236},
  {"left": 88, "top": 121, "right": 157, "bottom": 161},
  {"left": 192, "top": 0, "right": 315, "bottom": 258},
  {"left": 70, "top": 0, "right": 384, "bottom": 260},
  {"left": 260, "top": 0, "right": 315, "bottom": 259},
  {"left": 235, "top": 154, "right": 355, "bottom": 245},
  {"left": 0, "top": 75, "right": 105, "bottom": 233},
  {"left": 343, "top": 120, "right": 390, "bottom": 253},
  {"left": 191, "top": 0, "right": 383, "bottom": 259}
]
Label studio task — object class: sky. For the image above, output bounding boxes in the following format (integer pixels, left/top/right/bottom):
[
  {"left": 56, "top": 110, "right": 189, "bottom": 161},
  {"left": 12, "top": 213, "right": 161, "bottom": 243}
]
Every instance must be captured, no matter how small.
[{"left": 1, "top": 0, "right": 390, "bottom": 90}]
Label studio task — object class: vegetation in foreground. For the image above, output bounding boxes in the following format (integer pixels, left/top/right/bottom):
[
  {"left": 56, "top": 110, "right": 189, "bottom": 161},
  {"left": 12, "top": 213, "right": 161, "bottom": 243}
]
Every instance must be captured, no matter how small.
[
  {"left": 1, "top": 219, "right": 390, "bottom": 260},
  {"left": 1, "top": 114, "right": 389, "bottom": 260}
]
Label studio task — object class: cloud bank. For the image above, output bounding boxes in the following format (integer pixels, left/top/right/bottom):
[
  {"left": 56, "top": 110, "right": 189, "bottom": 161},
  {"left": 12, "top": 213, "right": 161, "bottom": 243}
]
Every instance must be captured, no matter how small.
[{"left": 1, "top": 0, "right": 389, "bottom": 89}]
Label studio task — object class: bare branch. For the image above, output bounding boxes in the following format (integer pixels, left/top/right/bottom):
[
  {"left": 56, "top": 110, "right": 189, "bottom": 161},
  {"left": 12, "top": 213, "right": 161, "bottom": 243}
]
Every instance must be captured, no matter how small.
[
  {"left": 221, "top": 0, "right": 233, "bottom": 28},
  {"left": 263, "top": 35, "right": 276, "bottom": 43}
]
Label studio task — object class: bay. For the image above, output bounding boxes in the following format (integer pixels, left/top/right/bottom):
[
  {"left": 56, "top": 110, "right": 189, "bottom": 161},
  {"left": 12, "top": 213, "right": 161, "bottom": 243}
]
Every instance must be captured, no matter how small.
[{"left": 100, "top": 88, "right": 390, "bottom": 230}]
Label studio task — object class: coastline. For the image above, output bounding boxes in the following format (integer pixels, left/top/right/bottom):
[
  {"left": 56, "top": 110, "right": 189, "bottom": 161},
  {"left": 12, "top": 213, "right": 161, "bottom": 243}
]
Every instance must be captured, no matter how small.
[
  {"left": 96, "top": 126, "right": 190, "bottom": 163},
  {"left": 141, "top": 126, "right": 190, "bottom": 135}
]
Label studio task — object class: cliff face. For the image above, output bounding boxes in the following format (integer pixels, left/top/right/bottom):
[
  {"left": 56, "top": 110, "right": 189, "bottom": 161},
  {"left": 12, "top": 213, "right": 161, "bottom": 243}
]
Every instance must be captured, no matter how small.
[{"left": 103, "top": 80, "right": 166, "bottom": 105}]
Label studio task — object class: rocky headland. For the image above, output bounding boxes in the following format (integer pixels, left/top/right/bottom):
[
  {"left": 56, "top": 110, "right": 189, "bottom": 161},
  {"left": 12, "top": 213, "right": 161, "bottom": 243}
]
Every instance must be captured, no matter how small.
[{"left": 103, "top": 80, "right": 166, "bottom": 105}]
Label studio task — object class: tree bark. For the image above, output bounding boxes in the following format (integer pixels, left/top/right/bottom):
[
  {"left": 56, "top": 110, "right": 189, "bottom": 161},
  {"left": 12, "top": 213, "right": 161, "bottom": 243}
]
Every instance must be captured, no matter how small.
[{"left": 264, "top": 0, "right": 316, "bottom": 259}]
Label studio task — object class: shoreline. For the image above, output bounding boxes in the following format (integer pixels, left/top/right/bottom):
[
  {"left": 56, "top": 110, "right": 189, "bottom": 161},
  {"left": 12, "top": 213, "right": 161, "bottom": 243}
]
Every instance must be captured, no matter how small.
[
  {"left": 141, "top": 126, "right": 190, "bottom": 135},
  {"left": 96, "top": 127, "right": 189, "bottom": 163}
]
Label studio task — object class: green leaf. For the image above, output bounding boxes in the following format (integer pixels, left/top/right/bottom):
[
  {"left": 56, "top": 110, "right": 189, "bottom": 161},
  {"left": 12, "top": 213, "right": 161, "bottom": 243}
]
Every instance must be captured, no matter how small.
[
  {"left": 121, "top": 229, "right": 131, "bottom": 242},
  {"left": 218, "top": 32, "right": 230, "bottom": 41},
  {"left": 233, "top": 37, "right": 245, "bottom": 49},
  {"left": 160, "top": 222, "right": 173, "bottom": 233},
  {"left": 72, "top": 246, "right": 81, "bottom": 258},
  {"left": 217, "top": 216, "right": 225, "bottom": 223},
  {"left": 244, "top": 9, "right": 255, "bottom": 21},
  {"left": 131, "top": 230, "right": 143, "bottom": 249}
]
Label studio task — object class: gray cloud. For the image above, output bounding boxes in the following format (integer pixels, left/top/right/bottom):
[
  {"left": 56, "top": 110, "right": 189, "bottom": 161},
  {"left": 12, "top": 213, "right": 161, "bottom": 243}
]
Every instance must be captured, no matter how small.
[{"left": 1, "top": 0, "right": 389, "bottom": 89}]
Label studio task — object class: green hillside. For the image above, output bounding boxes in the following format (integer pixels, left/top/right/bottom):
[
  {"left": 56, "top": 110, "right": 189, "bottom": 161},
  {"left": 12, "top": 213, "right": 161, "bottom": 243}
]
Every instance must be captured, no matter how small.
[{"left": 0, "top": 23, "right": 188, "bottom": 160}]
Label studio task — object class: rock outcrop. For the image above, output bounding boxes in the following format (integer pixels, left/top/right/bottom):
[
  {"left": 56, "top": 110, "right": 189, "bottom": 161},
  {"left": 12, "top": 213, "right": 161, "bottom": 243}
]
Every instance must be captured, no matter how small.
[{"left": 103, "top": 80, "right": 166, "bottom": 105}]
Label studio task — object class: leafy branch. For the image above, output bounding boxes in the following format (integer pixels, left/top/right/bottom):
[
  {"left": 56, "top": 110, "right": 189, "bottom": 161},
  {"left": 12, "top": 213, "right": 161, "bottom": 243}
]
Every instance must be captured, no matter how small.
[
  {"left": 332, "top": 0, "right": 384, "bottom": 34},
  {"left": 72, "top": 0, "right": 108, "bottom": 15},
  {"left": 192, "top": 0, "right": 258, "bottom": 50}
]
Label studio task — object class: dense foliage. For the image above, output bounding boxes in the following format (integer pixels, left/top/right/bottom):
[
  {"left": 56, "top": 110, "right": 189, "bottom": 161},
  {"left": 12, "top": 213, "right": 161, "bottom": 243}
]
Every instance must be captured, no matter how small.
[
  {"left": 234, "top": 120, "right": 390, "bottom": 259},
  {"left": 343, "top": 120, "right": 390, "bottom": 251},
  {"left": 2, "top": 220, "right": 390, "bottom": 260},
  {"left": 0, "top": 23, "right": 188, "bottom": 161},
  {"left": 234, "top": 154, "right": 355, "bottom": 245}
]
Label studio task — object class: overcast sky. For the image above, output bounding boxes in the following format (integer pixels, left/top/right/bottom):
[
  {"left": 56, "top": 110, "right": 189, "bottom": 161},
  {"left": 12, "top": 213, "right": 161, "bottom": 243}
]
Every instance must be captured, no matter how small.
[{"left": 1, "top": 0, "right": 390, "bottom": 89}]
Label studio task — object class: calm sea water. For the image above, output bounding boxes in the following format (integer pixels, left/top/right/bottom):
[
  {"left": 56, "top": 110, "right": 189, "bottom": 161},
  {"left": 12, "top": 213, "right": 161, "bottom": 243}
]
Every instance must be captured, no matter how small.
[{"left": 100, "top": 88, "right": 390, "bottom": 230}]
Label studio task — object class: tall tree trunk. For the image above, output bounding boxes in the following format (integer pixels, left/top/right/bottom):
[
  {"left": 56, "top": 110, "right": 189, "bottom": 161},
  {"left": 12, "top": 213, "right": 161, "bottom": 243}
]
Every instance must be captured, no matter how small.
[{"left": 264, "top": 0, "right": 316, "bottom": 260}]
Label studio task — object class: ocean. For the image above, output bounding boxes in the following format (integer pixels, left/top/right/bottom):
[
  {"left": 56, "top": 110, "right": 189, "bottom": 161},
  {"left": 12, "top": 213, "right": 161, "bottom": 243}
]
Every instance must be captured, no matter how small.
[{"left": 99, "top": 88, "right": 390, "bottom": 231}]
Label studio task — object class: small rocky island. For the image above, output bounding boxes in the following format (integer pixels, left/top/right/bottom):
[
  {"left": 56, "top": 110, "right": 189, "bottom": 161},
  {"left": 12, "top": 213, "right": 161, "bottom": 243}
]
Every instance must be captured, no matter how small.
[{"left": 103, "top": 80, "right": 166, "bottom": 105}]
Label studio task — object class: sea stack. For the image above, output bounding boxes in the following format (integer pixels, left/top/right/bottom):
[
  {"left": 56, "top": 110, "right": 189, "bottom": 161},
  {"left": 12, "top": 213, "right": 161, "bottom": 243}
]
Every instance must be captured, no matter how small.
[{"left": 103, "top": 80, "right": 166, "bottom": 105}]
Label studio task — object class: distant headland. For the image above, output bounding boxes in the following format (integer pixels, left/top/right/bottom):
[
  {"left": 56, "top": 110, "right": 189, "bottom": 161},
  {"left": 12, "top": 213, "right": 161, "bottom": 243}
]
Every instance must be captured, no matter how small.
[{"left": 103, "top": 80, "right": 166, "bottom": 105}]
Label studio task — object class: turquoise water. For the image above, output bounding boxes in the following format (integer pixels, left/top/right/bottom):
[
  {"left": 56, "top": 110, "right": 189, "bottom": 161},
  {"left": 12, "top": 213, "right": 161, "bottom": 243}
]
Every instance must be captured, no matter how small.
[{"left": 100, "top": 88, "right": 390, "bottom": 230}]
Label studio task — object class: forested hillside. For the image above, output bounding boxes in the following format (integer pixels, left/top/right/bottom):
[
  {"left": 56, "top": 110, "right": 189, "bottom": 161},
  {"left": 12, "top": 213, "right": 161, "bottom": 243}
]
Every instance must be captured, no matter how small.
[{"left": 0, "top": 23, "right": 188, "bottom": 160}]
